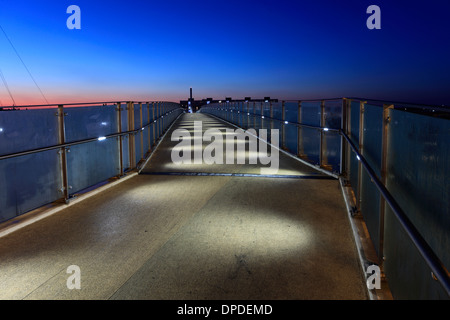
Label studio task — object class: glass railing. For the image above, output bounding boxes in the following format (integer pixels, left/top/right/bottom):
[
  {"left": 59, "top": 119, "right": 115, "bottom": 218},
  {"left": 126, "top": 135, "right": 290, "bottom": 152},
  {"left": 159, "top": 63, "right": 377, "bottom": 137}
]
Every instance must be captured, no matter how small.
[
  {"left": 200, "top": 99, "right": 343, "bottom": 175},
  {"left": 0, "top": 101, "right": 184, "bottom": 223},
  {"left": 199, "top": 98, "right": 450, "bottom": 299}
]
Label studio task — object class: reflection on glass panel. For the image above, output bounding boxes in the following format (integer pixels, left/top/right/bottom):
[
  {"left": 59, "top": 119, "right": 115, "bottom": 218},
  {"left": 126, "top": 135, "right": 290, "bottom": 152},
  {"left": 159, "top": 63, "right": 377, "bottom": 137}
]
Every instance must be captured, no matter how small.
[
  {"left": 360, "top": 104, "right": 383, "bottom": 256},
  {"left": 120, "top": 105, "right": 128, "bottom": 132},
  {"left": 122, "top": 135, "right": 130, "bottom": 171},
  {"left": 271, "top": 102, "right": 282, "bottom": 119},
  {"left": 135, "top": 132, "right": 143, "bottom": 164},
  {"left": 300, "top": 126, "right": 320, "bottom": 165},
  {"left": 0, "top": 109, "right": 59, "bottom": 155},
  {"left": 142, "top": 104, "right": 149, "bottom": 126},
  {"left": 285, "top": 124, "right": 298, "bottom": 155},
  {"left": 350, "top": 100, "right": 360, "bottom": 144},
  {"left": 348, "top": 100, "right": 361, "bottom": 195},
  {"left": 384, "top": 204, "right": 448, "bottom": 299},
  {"left": 362, "top": 104, "right": 382, "bottom": 177},
  {"left": 0, "top": 150, "right": 61, "bottom": 221},
  {"left": 142, "top": 127, "right": 149, "bottom": 154},
  {"left": 134, "top": 104, "right": 141, "bottom": 129},
  {"left": 65, "top": 105, "right": 118, "bottom": 143},
  {"left": 383, "top": 109, "right": 449, "bottom": 298},
  {"left": 323, "top": 131, "right": 341, "bottom": 173},
  {"left": 284, "top": 102, "right": 298, "bottom": 123},
  {"left": 0, "top": 109, "right": 61, "bottom": 223},
  {"left": 301, "top": 101, "right": 321, "bottom": 126},
  {"left": 360, "top": 169, "right": 381, "bottom": 256},
  {"left": 67, "top": 138, "right": 120, "bottom": 194},
  {"left": 263, "top": 101, "right": 271, "bottom": 118},
  {"left": 324, "top": 100, "right": 342, "bottom": 129}
]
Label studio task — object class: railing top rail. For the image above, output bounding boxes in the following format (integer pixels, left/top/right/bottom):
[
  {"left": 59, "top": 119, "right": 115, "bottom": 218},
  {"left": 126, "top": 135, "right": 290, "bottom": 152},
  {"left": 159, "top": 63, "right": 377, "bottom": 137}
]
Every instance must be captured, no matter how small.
[
  {"left": 282, "top": 98, "right": 344, "bottom": 102},
  {"left": 206, "top": 97, "right": 450, "bottom": 112},
  {"left": 347, "top": 97, "right": 450, "bottom": 109},
  {"left": 0, "top": 100, "right": 181, "bottom": 109}
]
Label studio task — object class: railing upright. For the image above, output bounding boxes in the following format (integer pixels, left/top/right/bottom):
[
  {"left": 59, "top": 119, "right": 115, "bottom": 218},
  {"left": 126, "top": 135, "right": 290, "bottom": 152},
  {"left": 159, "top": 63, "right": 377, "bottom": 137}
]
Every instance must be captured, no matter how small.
[
  {"left": 57, "top": 104, "right": 70, "bottom": 203},
  {"left": 116, "top": 102, "right": 124, "bottom": 176}
]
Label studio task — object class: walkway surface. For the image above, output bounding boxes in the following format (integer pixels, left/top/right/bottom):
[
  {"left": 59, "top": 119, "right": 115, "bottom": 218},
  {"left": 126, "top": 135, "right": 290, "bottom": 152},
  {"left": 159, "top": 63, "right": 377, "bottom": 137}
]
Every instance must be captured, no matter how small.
[{"left": 0, "top": 113, "right": 368, "bottom": 300}]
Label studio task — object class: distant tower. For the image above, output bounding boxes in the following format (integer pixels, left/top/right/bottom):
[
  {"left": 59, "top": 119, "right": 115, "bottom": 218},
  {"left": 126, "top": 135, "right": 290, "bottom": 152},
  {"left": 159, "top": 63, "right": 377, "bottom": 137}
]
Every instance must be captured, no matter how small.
[{"left": 188, "top": 87, "right": 193, "bottom": 112}]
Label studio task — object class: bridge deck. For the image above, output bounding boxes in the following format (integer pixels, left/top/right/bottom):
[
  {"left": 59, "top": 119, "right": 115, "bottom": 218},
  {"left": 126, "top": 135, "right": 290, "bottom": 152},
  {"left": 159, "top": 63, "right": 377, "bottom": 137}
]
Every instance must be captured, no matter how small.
[{"left": 0, "top": 113, "right": 368, "bottom": 299}]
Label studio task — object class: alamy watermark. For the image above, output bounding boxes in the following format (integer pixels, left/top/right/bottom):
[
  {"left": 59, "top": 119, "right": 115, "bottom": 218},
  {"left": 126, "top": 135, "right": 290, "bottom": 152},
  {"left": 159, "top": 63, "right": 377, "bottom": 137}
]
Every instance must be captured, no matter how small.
[
  {"left": 66, "top": 265, "right": 81, "bottom": 289},
  {"left": 366, "top": 264, "right": 381, "bottom": 290},
  {"left": 367, "top": 5, "right": 381, "bottom": 30},
  {"left": 66, "top": 5, "right": 81, "bottom": 30},
  {"left": 66, "top": 5, "right": 379, "bottom": 30},
  {"left": 171, "top": 121, "right": 280, "bottom": 174}
]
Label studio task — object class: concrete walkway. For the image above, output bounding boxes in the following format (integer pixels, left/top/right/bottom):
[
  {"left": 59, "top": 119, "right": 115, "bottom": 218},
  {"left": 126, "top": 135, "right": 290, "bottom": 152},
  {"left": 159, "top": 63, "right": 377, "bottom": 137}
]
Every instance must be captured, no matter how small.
[{"left": 0, "top": 113, "right": 368, "bottom": 300}]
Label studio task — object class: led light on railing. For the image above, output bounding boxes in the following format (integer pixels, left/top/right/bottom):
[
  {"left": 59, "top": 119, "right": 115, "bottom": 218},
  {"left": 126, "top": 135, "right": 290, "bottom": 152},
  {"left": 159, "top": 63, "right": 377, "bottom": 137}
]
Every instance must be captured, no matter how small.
[
  {"left": 101, "top": 122, "right": 107, "bottom": 126},
  {"left": 98, "top": 136, "right": 106, "bottom": 141},
  {"left": 323, "top": 127, "right": 329, "bottom": 131},
  {"left": 261, "top": 116, "right": 265, "bottom": 119},
  {"left": 0, "top": 128, "right": 3, "bottom": 132},
  {"left": 142, "top": 128, "right": 145, "bottom": 131},
  {"left": 247, "top": 113, "right": 250, "bottom": 116},
  {"left": 284, "top": 121, "right": 288, "bottom": 124},
  {"left": 356, "top": 155, "right": 361, "bottom": 161}
]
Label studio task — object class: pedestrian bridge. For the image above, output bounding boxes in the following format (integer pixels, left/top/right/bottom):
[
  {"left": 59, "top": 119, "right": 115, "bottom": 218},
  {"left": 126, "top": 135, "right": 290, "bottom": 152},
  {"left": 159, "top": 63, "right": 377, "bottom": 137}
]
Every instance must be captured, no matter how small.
[{"left": 0, "top": 99, "right": 448, "bottom": 300}]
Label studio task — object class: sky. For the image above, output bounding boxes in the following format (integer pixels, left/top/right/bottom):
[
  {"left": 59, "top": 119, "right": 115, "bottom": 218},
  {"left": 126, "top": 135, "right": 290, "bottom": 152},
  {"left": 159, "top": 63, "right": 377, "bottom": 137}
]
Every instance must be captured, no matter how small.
[{"left": 0, "top": 0, "right": 449, "bottom": 106}]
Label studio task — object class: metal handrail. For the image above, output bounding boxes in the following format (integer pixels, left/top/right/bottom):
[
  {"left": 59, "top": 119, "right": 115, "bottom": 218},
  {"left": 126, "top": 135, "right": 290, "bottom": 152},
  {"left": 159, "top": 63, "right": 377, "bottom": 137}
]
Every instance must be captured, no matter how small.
[
  {"left": 347, "top": 97, "right": 450, "bottom": 110},
  {"left": 203, "top": 97, "right": 450, "bottom": 109},
  {"left": 341, "top": 130, "right": 450, "bottom": 296},
  {"left": 0, "top": 100, "right": 179, "bottom": 109}
]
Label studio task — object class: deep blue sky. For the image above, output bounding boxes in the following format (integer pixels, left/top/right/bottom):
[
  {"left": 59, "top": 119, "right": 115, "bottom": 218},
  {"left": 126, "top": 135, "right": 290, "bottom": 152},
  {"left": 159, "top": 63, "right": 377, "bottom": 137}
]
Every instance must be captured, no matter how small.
[{"left": 0, "top": 0, "right": 449, "bottom": 105}]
